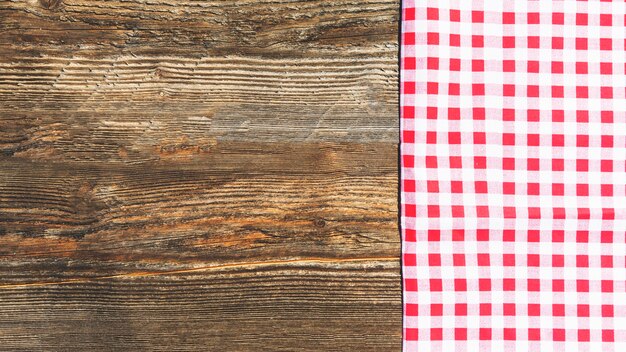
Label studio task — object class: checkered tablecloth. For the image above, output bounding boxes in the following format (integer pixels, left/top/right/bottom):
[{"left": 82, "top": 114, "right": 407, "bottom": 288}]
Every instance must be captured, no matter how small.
[{"left": 400, "top": 1, "right": 626, "bottom": 350}]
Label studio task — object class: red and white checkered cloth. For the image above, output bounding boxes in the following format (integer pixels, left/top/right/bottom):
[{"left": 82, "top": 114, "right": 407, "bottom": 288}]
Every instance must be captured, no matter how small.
[{"left": 400, "top": 1, "right": 626, "bottom": 350}]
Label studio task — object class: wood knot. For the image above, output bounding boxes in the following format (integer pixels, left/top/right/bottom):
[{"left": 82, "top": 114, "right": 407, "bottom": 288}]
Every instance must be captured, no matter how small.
[
  {"left": 314, "top": 219, "right": 326, "bottom": 228},
  {"left": 39, "top": 0, "right": 62, "bottom": 10},
  {"left": 70, "top": 182, "right": 106, "bottom": 218}
]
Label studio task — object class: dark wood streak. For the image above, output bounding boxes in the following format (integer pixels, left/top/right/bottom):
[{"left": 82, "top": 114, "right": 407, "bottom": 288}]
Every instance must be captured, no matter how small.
[{"left": 0, "top": 0, "right": 400, "bottom": 350}]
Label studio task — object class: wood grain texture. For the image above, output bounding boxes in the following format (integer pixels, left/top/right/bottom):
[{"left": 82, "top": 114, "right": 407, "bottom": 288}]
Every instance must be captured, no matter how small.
[
  {"left": 0, "top": 0, "right": 400, "bottom": 350},
  {"left": 0, "top": 261, "right": 400, "bottom": 351}
]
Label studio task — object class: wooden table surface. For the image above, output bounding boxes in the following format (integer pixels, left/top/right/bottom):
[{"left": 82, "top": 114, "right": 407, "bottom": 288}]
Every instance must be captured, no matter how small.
[{"left": 0, "top": 0, "right": 400, "bottom": 350}]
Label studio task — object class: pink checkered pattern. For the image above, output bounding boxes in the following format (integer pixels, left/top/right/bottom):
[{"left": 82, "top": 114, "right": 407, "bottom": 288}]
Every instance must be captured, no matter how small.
[{"left": 400, "top": 1, "right": 626, "bottom": 350}]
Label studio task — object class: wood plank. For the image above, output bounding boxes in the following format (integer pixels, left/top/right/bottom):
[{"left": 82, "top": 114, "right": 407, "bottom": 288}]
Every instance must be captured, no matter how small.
[
  {"left": 0, "top": 0, "right": 400, "bottom": 349},
  {"left": 0, "top": 56, "right": 397, "bottom": 108},
  {"left": 0, "top": 261, "right": 401, "bottom": 351},
  {"left": 0, "top": 55, "right": 397, "bottom": 160},
  {"left": 0, "top": 0, "right": 397, "bottom": 56},
  {"left": 0, "top": 143, "right": 397, "bottom": 285}
]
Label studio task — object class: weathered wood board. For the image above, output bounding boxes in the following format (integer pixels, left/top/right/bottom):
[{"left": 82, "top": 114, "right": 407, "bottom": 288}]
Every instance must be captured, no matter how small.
[{"left": 0, "top": 0, "right": 400, "bottom": 350}]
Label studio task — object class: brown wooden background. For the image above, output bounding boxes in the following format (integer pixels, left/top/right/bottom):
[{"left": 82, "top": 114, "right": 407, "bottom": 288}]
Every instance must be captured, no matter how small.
[{"left": 0, "top": 0, "right": 400, "bottom": 350}]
